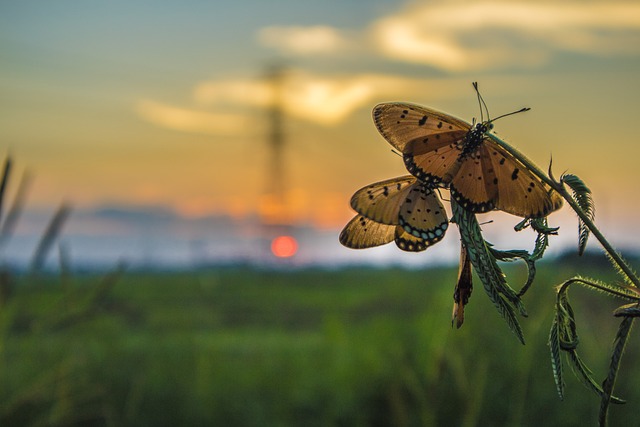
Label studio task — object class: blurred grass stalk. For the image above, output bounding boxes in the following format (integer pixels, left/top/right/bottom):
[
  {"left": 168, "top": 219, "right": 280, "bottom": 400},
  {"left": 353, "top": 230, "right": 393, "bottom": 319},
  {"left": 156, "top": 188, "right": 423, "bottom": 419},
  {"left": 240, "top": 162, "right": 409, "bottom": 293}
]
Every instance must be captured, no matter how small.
[
  {"left": 29, "top": 203, "right": 71, "bottom": 275},
  {"left": 0, "top": 154, "right": 122, "bottom": 424}
]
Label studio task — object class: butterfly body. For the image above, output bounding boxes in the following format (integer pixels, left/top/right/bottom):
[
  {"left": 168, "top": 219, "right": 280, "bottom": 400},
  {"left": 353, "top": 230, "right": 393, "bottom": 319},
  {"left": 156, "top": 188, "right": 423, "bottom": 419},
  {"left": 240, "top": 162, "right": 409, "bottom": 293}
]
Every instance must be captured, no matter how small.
[
  {"left": 374, "top": 102, "right": 563, "bottom": 218},
  {"left": 461, "top": 122, "right": 490, "bottom": 157}
]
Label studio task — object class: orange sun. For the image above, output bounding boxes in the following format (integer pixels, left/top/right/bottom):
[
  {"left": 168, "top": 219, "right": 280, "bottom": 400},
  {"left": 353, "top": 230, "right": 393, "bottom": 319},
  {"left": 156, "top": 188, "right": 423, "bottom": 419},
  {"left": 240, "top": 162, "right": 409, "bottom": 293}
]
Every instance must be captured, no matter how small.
[{"left": 271, "top": 235, "right": 298, "bottom": 258}]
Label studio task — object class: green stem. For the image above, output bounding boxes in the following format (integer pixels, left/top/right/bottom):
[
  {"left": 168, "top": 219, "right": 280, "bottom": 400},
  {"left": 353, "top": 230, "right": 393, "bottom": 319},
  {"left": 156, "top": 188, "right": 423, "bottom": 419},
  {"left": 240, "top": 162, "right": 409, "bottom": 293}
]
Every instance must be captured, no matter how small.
[
  {"left": 551, "top": 184, "right": 639, "bottom": 288},
  {"left": 490, "top": 136, "right": 640, "bottom": 288},
  {"left": 557, "top": 278, "right": 640, "bottom": 302},
  {"left": 490, "top": 135, "right": 639, "bottom": 427}
]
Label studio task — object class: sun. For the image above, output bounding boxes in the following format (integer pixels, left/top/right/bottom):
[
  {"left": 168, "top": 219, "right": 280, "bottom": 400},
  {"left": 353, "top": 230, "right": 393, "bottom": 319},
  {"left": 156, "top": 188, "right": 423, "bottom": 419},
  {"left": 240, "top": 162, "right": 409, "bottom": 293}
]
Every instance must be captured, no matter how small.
[{"left": 271, "top": 235, "right": 298, "bottom": 258}]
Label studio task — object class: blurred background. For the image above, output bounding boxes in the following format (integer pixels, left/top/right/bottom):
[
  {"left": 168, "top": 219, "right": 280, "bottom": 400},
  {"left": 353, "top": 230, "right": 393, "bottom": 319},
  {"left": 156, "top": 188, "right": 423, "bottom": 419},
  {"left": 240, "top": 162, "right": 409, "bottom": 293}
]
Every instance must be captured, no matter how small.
[
  {"left": 1, "top": 1, "right": 640, "bottom": 426},
  {"left": 2, "top": 0, "right": 640, "bottom": 268}
]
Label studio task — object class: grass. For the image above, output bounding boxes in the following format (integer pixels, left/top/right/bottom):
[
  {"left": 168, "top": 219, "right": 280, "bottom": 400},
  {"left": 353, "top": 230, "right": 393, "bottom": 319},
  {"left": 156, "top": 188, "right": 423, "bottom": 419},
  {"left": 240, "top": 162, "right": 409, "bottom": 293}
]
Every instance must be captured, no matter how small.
[{"left": 0, "top": 262, "right": 638, "bottom": 426}]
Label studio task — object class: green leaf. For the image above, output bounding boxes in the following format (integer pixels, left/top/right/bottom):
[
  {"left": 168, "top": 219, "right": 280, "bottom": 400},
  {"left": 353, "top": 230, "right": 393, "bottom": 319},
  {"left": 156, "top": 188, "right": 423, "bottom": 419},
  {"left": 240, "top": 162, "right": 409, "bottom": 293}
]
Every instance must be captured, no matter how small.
[
  {"left": 564, "top": 350, "right": 625, "bottom": 405},
  {"left": 561, "top": 174, "right": 594, "bottom": 256},
  {"left": 548, "top": 317, "right": 564, "bottom": 400},
  {"left": 613, "top": 304, "right": 640, "bottom": 318},
  {"left": 489, "top": 246, "right": 536, "bottom": 298},
  {"left": 451, "top": 198, "right": 526, "bottom": 344},
  {"left": 552, "top": 278, "right": 627, "bottom": 407},
  {"left": 513, "top": 217, "right": 530, "bottom": 232},
  {"left": 600, "top": 316, "right": 634, "bottom": 425},
  {"left": 530, "top": 218, "right": 558, "bottom": 260},
  {"left": 490, "top": 217, "right": 558, "bottom": 297}
]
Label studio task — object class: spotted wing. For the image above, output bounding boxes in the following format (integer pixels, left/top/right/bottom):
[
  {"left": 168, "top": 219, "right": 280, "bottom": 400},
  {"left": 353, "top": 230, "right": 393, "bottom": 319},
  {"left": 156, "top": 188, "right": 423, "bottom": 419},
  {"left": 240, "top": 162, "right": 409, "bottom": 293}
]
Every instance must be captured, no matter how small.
[
  {"left": 339, "top": 215, "right": 395, "bottom": 249},
  {"left": 373, "top": 103, "right": 470, "bottom": 185},
  {"left": 485, "top": 137, "right": 563, "bottom": 218},
  {"left": 339, "top": 214, "right": 428, "bottom": 252},
  {"left": 449, "top": 145, "right": 498, "bottom": 213},
  {"left": 398, "top": 183, "right": 449, "bottom": 246},
  {"left": 350, "top": 175, "right": 417, "bottom": 225},
  {"left": 394, "top": 226, "right": 428, "bottom": 252}
]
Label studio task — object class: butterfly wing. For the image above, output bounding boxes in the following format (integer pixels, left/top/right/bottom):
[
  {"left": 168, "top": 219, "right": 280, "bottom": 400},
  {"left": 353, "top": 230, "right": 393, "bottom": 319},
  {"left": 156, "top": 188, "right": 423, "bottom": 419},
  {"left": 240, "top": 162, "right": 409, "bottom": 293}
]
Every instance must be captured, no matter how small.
[
  {"left": 344, "top": 175, "right": 450, "bottom": 252},
  {"left": 339, "top": 215, "right": 395, "bottom": 249},
  {"left": 398, "top": 183, "right": 449, "bottom": 246},
  {"left": 394, "top": 226, "right": 428, "bottom": 252},
  {"left": 374, "top": 102, "right": 563, "bottom": 218},
  {"left": 484, "top": 136, "right": 563, "bottom": 217},
  {"left": 373, "top": 103, "right": 471, "bottom": 152},
  {"left": 448, "top": 135, "right": 563, "bottom": 218},
  {"left": 339, "top": 214, "right": 428, "bottom": 252},
  {"left": 449, "top": 145, "right": 498, "bottom": 213},
  {"left": 350, "top": 175, "right": 417, "bottom": 225},
  {"left": 373, "top": 103, "right": 470, "bottom": 185}
]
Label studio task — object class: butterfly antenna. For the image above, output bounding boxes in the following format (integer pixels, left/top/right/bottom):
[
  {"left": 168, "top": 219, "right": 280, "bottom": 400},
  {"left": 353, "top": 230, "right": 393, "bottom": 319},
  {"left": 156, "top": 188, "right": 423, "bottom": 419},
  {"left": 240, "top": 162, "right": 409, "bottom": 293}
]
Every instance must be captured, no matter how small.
[
  {"left": 390, "top": 149, "right": 402, "bottom": 158},
  {"left": 491, "top": 107, "right": 531, "bottom": 123},
  {"left": 473, "top": 82, "right": 483, "bottom": 122},
  {"left": 473, "top": 82, "right": 491, "bottom": 122}
]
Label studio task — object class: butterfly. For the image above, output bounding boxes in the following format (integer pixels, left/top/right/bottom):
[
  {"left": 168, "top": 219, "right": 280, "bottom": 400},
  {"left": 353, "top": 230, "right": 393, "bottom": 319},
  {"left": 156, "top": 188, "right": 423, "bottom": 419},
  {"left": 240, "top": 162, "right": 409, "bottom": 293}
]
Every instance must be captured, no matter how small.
[
  {"left": 372, "top": 86, "right": 563, "bottom": 218},
  {"left": 339, "top": 175, "right": 449, "bottom": 252}
]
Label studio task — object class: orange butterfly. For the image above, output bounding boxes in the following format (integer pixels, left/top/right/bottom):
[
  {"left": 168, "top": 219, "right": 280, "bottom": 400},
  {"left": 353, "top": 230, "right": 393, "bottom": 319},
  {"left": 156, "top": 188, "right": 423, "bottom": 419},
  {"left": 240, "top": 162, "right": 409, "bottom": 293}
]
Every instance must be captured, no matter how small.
[
  {"left": 373, "top": 92, "right": 563, "bottom": 218},
  {"left": 340, "top": 175, "right": 448, "bottom": 252}
]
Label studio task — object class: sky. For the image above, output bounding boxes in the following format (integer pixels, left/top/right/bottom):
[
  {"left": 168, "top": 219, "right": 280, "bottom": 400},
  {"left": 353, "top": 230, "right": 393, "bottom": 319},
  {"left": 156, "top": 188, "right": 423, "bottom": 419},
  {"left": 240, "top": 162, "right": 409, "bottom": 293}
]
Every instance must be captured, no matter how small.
[{"left": 1, "top": 0, "right": 640, "bottom": 267}]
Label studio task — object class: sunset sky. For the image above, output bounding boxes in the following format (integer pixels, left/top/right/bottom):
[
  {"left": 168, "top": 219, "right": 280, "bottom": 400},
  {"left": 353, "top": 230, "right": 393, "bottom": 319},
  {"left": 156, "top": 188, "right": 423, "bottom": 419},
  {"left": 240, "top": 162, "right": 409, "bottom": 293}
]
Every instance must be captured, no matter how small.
[{"left": 2, "top": 0, "right": 640, "bottom": 265}]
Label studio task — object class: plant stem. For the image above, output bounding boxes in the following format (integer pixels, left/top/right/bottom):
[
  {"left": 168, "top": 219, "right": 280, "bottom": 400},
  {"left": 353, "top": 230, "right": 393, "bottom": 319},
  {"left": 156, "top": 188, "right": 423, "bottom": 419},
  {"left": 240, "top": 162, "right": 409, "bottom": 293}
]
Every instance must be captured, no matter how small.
[
  {"left": 490, "top": 135, "right": 640, "bottom": 288},
  {"left": 488, "top": 134, "right": 639, "bottom": 427},
  {"left": 557, "top": 278, "right": 640, "bottom": 301}
]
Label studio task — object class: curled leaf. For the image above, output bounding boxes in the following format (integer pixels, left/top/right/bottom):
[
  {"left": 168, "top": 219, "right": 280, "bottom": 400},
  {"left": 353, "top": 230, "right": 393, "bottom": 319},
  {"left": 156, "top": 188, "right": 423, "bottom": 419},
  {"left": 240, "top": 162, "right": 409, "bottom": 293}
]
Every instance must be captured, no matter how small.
[
  {"left": 549, "top": 317, "right": 564, "bottom": 400},
  {"left": 493, "top": 217, "right": 558, "bottom": 297},
  {"left": 452, "top": 242, "right": 473, "bottom": 329},
  {"left": 600, "top": 316, "right": 633, "bottom": 426},
  {"left": 489, "top": 246, "right": 536, "bottom": 298},
  {"left": 530, "top": 218, "right": 558, "bottom": 261},
  {"left": 561, "top": 174, "right": 594, "bottom": 255},
  {"left": 551, "top": 278, "right": 627, "bottom": 405},
  {"left": 613, "top": 304, "right": 640, "bottom": 318}
]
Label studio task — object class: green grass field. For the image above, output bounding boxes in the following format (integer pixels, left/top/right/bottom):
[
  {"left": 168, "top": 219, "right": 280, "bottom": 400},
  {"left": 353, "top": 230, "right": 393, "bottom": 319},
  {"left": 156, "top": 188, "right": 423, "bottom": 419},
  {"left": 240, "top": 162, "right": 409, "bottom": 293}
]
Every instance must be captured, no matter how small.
[{"left": 1, "top": 261, "right": 638, "bottom": 426}]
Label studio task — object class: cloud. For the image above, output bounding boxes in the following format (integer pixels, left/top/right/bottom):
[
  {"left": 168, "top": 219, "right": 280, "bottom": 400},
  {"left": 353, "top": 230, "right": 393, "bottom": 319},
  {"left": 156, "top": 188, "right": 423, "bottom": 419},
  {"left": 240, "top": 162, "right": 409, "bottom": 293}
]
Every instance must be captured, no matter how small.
[
  {"left": 138, "top": 1, "right": 640, "bottom": 136},
  {"left": 194, "top": 80, "right": 271, "bottom": 108},
  {"left": 194, "top": 72, "right": 374, "bottom": 126},
  {"left": 282, "top": 72, "right": 375, "bottom": 125},
  {"left": 135, "top": 100, "right": 249, "bottom": 136},
  {"left": 257, "top": 25, "right": 351, "bottom": 55},
  {"left": 140, "top": 70, "right": 483, "bottom": 133},
  {"left": 193, "top": 71, "right": 461, "bottom": 126},
  {"left": 371, "top": 1, "right": 640, "bottom": 71}
]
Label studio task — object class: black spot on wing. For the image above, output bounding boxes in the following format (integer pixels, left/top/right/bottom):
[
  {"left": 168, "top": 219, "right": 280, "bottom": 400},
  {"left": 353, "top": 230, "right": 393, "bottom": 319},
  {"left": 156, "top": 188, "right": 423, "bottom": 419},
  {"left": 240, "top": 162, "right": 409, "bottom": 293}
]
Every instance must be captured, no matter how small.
[{"left": 450, "top": 187, "right": 495, "bottom": 214}]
